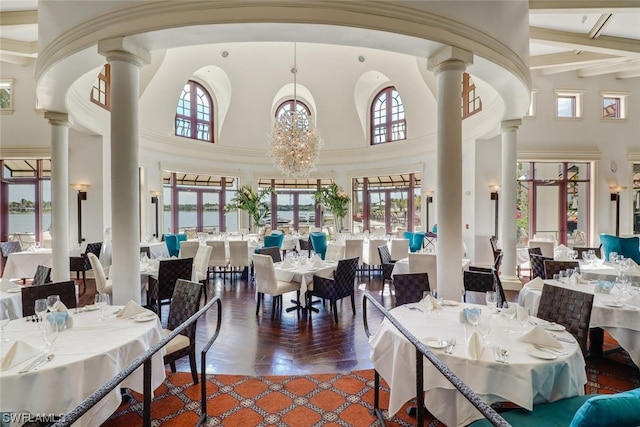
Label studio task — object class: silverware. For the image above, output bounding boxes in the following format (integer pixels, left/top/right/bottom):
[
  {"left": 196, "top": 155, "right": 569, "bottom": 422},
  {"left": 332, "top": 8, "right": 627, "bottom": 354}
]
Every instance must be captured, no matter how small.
[
  {"left": 408, "top": 306, "right": 423, "bottom": 313},
  {"left": 493, "top": 346, "right": 507, "bottom": 363},
  {"left": 445, "top": 338, "right": 456, "bottom": 354},
  {"left": 33, "top": 354, "right": 55, "bottom": 371},
  {"left": 534, "top": 344, "right": 567, "bottom": 356},
  {"left": 500, "top": 348, "right": 509, "bottom": 362},
  {"left": 18, "top": 352, "right": 49, "bottom": 374}
]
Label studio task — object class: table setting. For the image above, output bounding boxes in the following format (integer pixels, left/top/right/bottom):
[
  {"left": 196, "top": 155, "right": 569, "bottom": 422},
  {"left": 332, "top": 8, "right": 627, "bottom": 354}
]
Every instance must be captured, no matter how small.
[
  {"left": 369, "top": 297, "right": 586, "bottom": 426},
  {"left": 273, "top": 254, "right": 336, "bottom": 307}
]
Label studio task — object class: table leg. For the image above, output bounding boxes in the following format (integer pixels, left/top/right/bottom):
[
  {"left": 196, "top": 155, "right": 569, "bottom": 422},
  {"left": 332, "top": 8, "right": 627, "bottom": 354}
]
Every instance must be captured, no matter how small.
[{"left": 589, "top": 327, "right": 604, "bottom": 358}]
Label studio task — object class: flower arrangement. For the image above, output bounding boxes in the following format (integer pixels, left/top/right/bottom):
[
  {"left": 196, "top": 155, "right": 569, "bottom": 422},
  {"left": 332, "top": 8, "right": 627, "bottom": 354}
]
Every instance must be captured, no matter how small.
[
  {"left": 314, "top": 183, "right": 350, "bottom": 231},
  {"left": 225, "top": 185, "right": 275, "bottom": 232}
]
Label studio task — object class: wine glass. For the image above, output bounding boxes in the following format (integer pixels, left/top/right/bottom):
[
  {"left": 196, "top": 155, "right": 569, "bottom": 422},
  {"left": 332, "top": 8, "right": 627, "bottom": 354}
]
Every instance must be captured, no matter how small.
[
  {"left": 615, "top": 274, "right": 629, "bottom": 302},
  {"left": 94, "top": 294, "right": 109, "bottom": 321},
  {"left": 503, "top": 302, "right": 516, "bottom": 331},
  {"left": 46, "top": 295, "right": 60, "bottom": 313},
  {"left": 0, "top": 309, "right": 10, "bottom": 342},
  {"left": 517, "top": 306, "right": 530, "bottom": 334},
  {"left": 485, "top": 291, "right": 497, "bottom": 314},
  {"left": 41, "top": 320, "right": 59, "bottom": 351},
  {"left": 477, "top": 315, "right": 491, "bottom": 345},
  {"left": 466, "top": 309, "right": 480, "bottom": 330},
  {"left": 34, "top": 298, "right": 48, "bottom": 322}
]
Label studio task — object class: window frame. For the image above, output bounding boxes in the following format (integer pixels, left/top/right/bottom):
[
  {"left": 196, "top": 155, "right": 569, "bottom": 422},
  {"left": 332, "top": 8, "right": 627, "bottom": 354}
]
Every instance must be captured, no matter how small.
[
  {"left": 90, "top": 64, "right": 110, "bottom": 111},
  {"left": 601, "top": 91, "right": 629, "bottom": 120},
  {"left": 175, "top": 80, "right": 214, "bottom": 143},
  {"left": 462, "top": 73, "right": 482, "bottom": 119},
  {"left": 370, "top": 86, "right": 406, "bottom": 145},
  {"left": 0, "top": 79, "right": 14, "bottom": 114},
  {"left": 555, "top": 89, "right": 584, "bottom": 119}
]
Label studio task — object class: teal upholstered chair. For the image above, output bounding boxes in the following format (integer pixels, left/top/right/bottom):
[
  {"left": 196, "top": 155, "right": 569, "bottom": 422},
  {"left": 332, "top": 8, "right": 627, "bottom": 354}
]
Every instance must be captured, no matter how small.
[
  {"left": 410, "top": 231, "right": 425, "bottom": 253},
  {"left": 599, "top": 233, "right": 640, "bottom": 264},
  {"left": 310, "top": 232, "right": 328, "bottom": 260},
  {"left": 469, "top": 388, "right": 640, "bottom": 427},
  {"left": 165, "top": 233, "right": 187, "bottom": 257},
  {"left": 263, "top": 233, "right": 284, "bottom": 249}
]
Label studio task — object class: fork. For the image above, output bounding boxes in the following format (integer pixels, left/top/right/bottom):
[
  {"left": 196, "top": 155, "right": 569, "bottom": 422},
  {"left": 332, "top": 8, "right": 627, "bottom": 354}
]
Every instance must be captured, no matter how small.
[{"left": 534, "top": 344, "right": 567, "bottom": 356}]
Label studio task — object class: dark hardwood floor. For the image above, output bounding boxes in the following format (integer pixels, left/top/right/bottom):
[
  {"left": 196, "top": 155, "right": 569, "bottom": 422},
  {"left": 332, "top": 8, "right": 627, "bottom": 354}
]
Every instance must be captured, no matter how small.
[{"left": 79, "top": 269, "right": 519, "bottom": 377}]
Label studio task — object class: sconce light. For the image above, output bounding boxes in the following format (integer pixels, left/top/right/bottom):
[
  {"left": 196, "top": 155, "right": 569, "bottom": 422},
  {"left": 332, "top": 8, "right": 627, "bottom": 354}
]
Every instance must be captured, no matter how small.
[
  {"left": 610, "top": 185, "right": 627, "bottom": 237},
  {"left": 489, "top": 185, "right": 500, "bottom": 239},
  {"left": 424, "top": 190, "right": 434, "bottom": 232},
  {"left": 150, "top": 190, "right": 160, "bottom": 238},
  {"left": 70, "top": 183, "right": 90, "bottom": 245}
]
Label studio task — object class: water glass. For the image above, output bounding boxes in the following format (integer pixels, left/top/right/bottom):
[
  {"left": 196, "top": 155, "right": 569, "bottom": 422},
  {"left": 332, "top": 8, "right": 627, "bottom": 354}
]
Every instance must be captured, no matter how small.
[
  {"left": 552, "top": 274, "right": 560, "bottom": 281},
  {"left": 517, "top": 306, "right": 530, "bottom": 334},
  {"left": 477, "top": 315, "right": 491, "bottom": 345},
  {"left": 34, "top": 298, "right": 48, "bottom": 322},
  {"left": 485, "top": 291, "right": 497, "bottom": 313},
  {"left": 0, "top": 309, "right": 10, "bottom": 343},
  {"left": 41, "top": 320, "right": 59, "bottom": 351},
  {"left": 46, "top": 295, "right": 60, "bottom": 313},
  {"left": 609, "top": 252, "right": 618, "bottom": 263},
  {"left": 558, "top": 270, "right": 567, "bottom": 283},
  {"left": 94, "top": 294, "right": 110, "bottom": 321}
]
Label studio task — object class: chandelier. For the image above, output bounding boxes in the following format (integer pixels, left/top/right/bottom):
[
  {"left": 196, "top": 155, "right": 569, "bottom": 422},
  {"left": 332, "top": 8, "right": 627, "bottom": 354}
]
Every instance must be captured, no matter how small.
[{"left": 269, "top": 44, "right": 323, "bottom": 178}]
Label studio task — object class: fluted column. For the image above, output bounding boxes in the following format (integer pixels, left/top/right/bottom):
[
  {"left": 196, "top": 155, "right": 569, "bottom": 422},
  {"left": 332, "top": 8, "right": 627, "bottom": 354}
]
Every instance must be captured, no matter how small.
[
  {"left": 427, "top": 47, "right": 473, "bottom": 301},
  {"left": 99, "top": 38, "right": 150, "bottom": 305},
  {"left": 45, "top": 112, "right": 71, "bottom": 282},
  {"left": 499, "top": 119, "right": 522, "bottom": 290}
]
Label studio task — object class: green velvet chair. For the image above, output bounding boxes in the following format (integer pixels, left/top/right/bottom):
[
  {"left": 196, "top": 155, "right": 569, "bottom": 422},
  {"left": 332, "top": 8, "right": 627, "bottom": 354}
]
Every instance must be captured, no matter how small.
[{"left": 599, "top": 233, "right": 640, "bottom": 264}]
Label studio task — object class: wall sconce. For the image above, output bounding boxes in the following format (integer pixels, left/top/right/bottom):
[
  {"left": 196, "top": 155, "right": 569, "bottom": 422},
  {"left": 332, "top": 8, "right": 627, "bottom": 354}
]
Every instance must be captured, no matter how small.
[
  {"left": 424, "top": 190, "right": 434, "bottom": 232},
  {"left": 610, "top": 185, "right": 627, "bottom": 237},
  {"left": 489, "top": 185, "right": 500, "bottom": 239},
  {"left": 150, "top": 190, "right": 160, "bottom": 238},
  {"left": 70, "top": 183, "right": 90, "bottom": 245}
]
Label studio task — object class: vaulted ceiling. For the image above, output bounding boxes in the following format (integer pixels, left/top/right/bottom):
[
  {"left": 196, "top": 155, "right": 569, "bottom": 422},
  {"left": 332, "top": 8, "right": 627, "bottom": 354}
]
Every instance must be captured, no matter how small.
[{"left": 1, "top": 1, "right": 638, "bottom": 78}]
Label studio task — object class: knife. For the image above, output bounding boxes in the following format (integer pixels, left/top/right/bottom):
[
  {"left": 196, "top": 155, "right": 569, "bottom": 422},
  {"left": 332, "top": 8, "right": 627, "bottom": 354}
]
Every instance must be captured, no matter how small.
[{"left": 18, "top": 352, "right": 48, "bottom": 374}]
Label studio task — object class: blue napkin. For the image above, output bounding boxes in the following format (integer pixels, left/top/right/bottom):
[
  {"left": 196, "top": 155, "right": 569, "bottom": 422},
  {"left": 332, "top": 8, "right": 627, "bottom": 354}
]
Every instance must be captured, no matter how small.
[
  {"left": 47, "top": 312, "right": 69, "bottom": 331},
  {"left": 596, "top": 280, "right": 614, "bottom": 294},
  {"left": 462, "top": 308, "right": 481, "bottom": 324}
]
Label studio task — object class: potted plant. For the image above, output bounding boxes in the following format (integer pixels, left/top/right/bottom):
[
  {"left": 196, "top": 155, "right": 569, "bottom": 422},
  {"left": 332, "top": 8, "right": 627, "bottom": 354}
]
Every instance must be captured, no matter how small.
[
  {"left": 314, "top": 183, "right": 350, "bottom": 232},
  {"left": 225, "top": 185, "right": 275, "bottom": 233}
]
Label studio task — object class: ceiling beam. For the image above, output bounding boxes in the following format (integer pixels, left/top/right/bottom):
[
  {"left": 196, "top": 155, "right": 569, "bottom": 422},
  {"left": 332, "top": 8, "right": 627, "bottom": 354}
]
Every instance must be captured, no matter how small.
[
  {"left": 530, "top": 51, "right": 619, "bottom": 69},
  {"left": 530, "top": 27, "right": 640, "bottom": 55},
  {"left": 0, "top": 10, "right": 37, "bottom": 26},
  {"left": 0, "top": 53, "right": 34, "bottom": 65},
  {"left": 577, "top": 59, "right": 640, "bottom": 76},
  {"left": 0, "top": 38, "right": 37, "bottom": 56},
  {"left": 615, "top": 69, "right": 640, "bottom": 78},
  {"left": 529, "top": 1, "right": 640, "bottom": 11}
]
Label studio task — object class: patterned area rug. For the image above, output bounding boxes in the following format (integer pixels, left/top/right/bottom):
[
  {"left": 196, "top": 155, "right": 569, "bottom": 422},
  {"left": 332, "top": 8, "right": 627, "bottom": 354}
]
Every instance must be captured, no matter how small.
[{"left": 105, "top": 349, "right": 639, "bottom": 427}]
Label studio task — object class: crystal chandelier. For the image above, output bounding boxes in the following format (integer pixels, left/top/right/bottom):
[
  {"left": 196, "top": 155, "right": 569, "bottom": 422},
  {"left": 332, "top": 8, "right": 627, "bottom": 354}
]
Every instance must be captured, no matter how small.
[{"left": 269, "top": 44, "right": 323, "bottom": 178}]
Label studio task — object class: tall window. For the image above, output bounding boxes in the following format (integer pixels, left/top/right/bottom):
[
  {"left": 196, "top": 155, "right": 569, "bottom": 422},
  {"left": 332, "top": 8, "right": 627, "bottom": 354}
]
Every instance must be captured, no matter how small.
[
  {"left": 175, "top": 80, "right": 214, "bottom": 142},
  {"left": 90, "top": 64, "right": 110, "bottom": 111},
  {"left": 371, "top": 87, "right": 406, "bottom": 145},
  {"left": 462, "top": 73, "right": 482, "bottom": 119},
  {"left": 259, "top": 178, "right": 329, "bottom": 230}
]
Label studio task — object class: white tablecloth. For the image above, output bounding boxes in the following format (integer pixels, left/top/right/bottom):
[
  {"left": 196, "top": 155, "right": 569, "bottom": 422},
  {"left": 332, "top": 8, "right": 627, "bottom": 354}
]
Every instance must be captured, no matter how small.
[
  {"left": 0, "top": 287, "right": 23, "bottom": 319},
  {"left": 140, "top": 242, "right": 169, "bottom": 259},
  {"left": 274, "top": 261, "right": 336, "bottom": 307},
  {"left": 370, "top": 303, "right": 586, "bottom": 426},
  {"left": 2, "top": 248, "right": 81, "bottom": 280},
  {"left": 0, "top": 306, "right": 166, "bottom": 427},
  {"left": 390, "top": 257, "right": 471, "bottom": 277},
  {"left": 519, "top": 279, "right": 640, "bottom": 367}
]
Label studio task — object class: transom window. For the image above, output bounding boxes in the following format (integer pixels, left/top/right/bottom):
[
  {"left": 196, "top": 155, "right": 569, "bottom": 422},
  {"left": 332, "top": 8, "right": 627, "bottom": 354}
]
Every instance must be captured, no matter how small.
[
  {"left": 175, "top": 80, "right": 214, "bottom": 142},
  {"left": 601, "top": 92, "right": 628, "bottom": 119},
  {"left": 371, "top": 87, "right": 406, "bottom": 145},
  {"left": 555, "top": 90, "right": 584, "bottom": 118},
  {"left": 462, "top": 73, "right": 482, "bottom": 119},
  {"left": 90, "top": 64, "right": 110, "bottom": 111},
  {"left": 275, "top": 100, "right": 312, "bottom": 130}
]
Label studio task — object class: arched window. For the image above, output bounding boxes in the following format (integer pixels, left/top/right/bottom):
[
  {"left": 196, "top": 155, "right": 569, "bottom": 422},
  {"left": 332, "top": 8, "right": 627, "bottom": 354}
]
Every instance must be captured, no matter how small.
[
  {"left": 275, "top": 100, "right": 312, "bottom": 129},
  {"left": 371, "top": 86, "right": 406, "bottom": 145},
  {"left": 175, "top": 80, "right": 214, "bottom": 142}
]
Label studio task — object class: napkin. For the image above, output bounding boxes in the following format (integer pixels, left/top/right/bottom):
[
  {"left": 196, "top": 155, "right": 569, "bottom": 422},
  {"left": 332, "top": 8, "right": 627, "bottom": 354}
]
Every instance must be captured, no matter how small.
[
  {"left": 312, "top": 257, "right": 324, "bottom": 268},
  {"left": 280, "top": 259, "right": 293, "bottom": 269},
  {"left": 462, "top": 307, "right": 481, "bottom": 325},
  {"left": 0, "top": 278, "right": 17, "bottom": 292},
  {"left": 624, "top": 294, "right": 640, "bottom": 308},
  {"left": 467, "top": 331, "right": 483, "bottom": 360},
  {"left": 51, "top": 301, "right": 73, "bottom": 329},
  {"left": 420, "top": 295, "right": 442, "bottom": 311},
  {"left": 1, "top": 340, "right": 41, "bottom": 371},
  {"left": 501, "top": 303, "right": 517, "bottom": 318},
  {"left": 516, "top": 306, "right": 529, "bottom": 322},
  {"left": 117, "top": 301, "right": 152, "bottom": 318},
  {"left": 525, "top": 277, "right": 544, "bottom": 290},
  {"left": 516, "top": 325, "right": 563, "bottom": 349}
]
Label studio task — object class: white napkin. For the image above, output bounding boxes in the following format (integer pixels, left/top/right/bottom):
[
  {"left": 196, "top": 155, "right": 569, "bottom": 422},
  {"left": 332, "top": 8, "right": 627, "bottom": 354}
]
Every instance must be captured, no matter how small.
[
  {"left": 1, "top": 340, "right": 41, "bottom": 371},
  {"left": 624, "top": 294, "right": 640, "bottom": 307},
  {"left": 312, "top": 257, "right": 324, "bottom": 268},
  {"left": 117, "top": 301, "right": 152, "bottom": 318},
  {"left": 0, "top": 278, "right": 17, "bottom": 292},
  {"left": 516, "top": 306, "right": 529, "bottom": 322},
  {"left": 467, "top": 331, "right": 483, "bottom": 360},
  {"left": 516, "top": 325, "right": 563, "bottom": 349},
  {"left": 420, "top": 295, "right": 442, "bottom": 311},
  {"left": 525, "top": 277, "right": 544, "bottom": 290},
  {"left": 280, "top": 259, "right": 293, "bottom": 269},
  {"left": 568, "top": 272, "right": 581, "bottom": 286},
  {"left": 501, "top": 303, "right": 517, "bottom": 318},
  {"left": 51, "top": 301, "right": 73, "bottom": 328}
]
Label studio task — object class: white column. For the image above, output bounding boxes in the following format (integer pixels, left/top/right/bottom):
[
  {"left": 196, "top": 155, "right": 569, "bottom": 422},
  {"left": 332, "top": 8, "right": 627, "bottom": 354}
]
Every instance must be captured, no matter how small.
[
  {"left": 99, "top": 38, "right": 150, "bottom": 305},
  {"left": 427, "top": 47, "right": 473, "bottom": 301},
  {"left": 46, "top": 112, "right": 71, "bottom": 282},
  {"left": 500, "top": 119, "right": 522, "bottom": 290}
]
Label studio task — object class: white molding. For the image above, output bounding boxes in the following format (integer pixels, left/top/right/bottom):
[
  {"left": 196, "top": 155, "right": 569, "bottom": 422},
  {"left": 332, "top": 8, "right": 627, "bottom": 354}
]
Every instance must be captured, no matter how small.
[{"left": 517, "top": 148, "right": 602, "bottom": 161}]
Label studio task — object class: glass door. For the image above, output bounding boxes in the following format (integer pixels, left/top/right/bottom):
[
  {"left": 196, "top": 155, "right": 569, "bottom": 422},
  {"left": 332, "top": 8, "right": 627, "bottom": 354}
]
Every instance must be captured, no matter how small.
[
  {"left": 177, "top": 190, "right": 197, "bottom": 232},
  {"left": 534, "top": 183, "right": 561, "bottom": 242},
  {"left": 202, "top": 192, "right": 220, "bottom": 233}
]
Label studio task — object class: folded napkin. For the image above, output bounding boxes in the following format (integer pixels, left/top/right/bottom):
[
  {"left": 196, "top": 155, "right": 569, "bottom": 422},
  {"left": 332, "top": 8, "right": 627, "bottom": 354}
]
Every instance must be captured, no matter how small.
[
  {"left": 516, "top": 325, "right": 563, "bottom": 349},
  {"left": 420, "top": 295, "right": 442, "bottom": 311},
  {"left": 117, "top": 300, "right": 152, "bottom": 318},
  {"left": 525, "top": 277, "right": 544, "bottom": 290},
  {"left": 312, "top": 258, "right": 324, "bottom": 268},
  {"left": 624, "top": 294, "right": 640, "bottom": 308},
  {"left": 501, "top": 303, "right": 517, "bottom": 318},
  {"left": 516, "top": 305, "right": 529, "bottom": 322},
  {"left": 467, "top": 331, "right": 483, "bottom": 360},
  {"left": 50, "top": 301, "right": 73, "bottom": 329},
  {"left": 1, "top": 340, "right": 41, "bottom": 371},
  {"left": 0, "top": 278, "right": 17, "bottom": 292},
  {"left": 280, "top": 259, "right": 293, "bottom": 269}
]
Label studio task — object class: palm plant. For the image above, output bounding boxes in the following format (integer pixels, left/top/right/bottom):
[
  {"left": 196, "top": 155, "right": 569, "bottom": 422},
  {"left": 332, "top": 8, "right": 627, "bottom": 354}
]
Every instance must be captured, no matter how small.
[
  {"left": 314, "top": 183, "right": 350, "bottom": 231},
  {"left": 225, "top": 185, "right": 275, "bottom": 232}
]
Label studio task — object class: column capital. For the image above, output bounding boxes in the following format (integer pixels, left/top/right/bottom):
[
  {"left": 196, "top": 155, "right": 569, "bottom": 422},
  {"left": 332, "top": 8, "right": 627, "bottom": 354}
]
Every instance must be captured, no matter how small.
[
  {"left": 501, "top": 118, "right": 522, "bottom": 131},
  {"left": 44, "top": 111, "right": 70, "bottom": 127},
  {"left": 427, "top": 46, "right": 473, "bottom": 73},
  {"left": 98, "top": 37, "right": 150, "bottom": 67}
]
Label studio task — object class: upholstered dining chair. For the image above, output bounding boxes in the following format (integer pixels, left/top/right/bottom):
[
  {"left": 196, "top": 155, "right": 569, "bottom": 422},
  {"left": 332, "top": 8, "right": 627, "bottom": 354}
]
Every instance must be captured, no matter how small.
[
  {"left": 600, "top": 234, "right": 640, "bottom": 264},
  {"left": 87, "top": 253, "right": 112, "bottom": 295},
  {"left": 298, "top": 238, "right": 313, "bottom": 257},
  {"left": 69, "top": 241, "right": 102, "bottom": 295},
  {"left": 408, "top": 253, "right": 437, "bottom": 287},
  {"left": 309, "top": 257, "right": 359, "bottom": 322},
  {"left": 0, "top": 241, "right": 22, "bottom": 273},
  {"left": 543, "top": 260, "right": 580, "bottom": 280},
  {"left": 574, "top": 246, "right": 602, "bottom": 259},
  {"left": 410, "top": 231, "right": 426, "bottom": 253},
  {"left": 309, "top": 232, "right": 328, "bottom": 260},
  {"left": 164, "top": 233, "right": 187, "bottom": 257},
  {"left": 228, "top": 240, "right": 250, "bottom": 281},
  {"left": 390, "top": 239, "right": 410, "bottom": 261},
  {"left": 393, "top": 272, "right": 429, "bottom": 306},
  {"left": 537, "top": 283, "right": 594, "bottom": 355},
  {"left": 366, "top": 239, "right": 386, "bottom": 279},
  {"left": 257, "top": 246, "right": 282, "bottom": 263},
  {"left": 32, "top": 264, "right": 52, "bottom": 286},
  {"left": 529, "top": 253, "right": 552, "bottom": 280},
  {"left": 252, "top": 254, "right": 300, "bottom": 321},
  {"left": 179, "top": 241, "right": 199, "bottom": 259},
  {"left": 163, "top": 279, "right": 203, "bottom": 384},
  {"left": 344, "top": 239, "right": 364, "bottom": 274},
  {"left": 148, "top": 257, "right": 193, "bottom": 320},
  {"left": 463, "top": 269, "right": 495, "bottom": 302},
  {"left": 21, "top": 280, "right": 77, "bottom": 317},
  {"left": 206, "top": 241, "right": 229, "bottom": 282},
  {"left": 193, "top": 244, "right": 212, "bottom": 300}
]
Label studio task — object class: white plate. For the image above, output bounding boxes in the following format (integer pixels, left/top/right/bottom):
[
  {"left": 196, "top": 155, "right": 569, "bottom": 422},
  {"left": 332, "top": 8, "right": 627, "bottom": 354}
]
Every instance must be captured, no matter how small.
[
  {"left": 83, "top": 304, "right": 99, "bottom": 311},
  {"left": 134, "top": 313, "right": 157, "bottom": 322},
  {"left": 425, "top": 339, "right": 447, "bottom": 349},
  {"left": 527, "top": 347, "right": 557, "bottom": 360},
  {"left": 540, "top": 323, "right": 566, "bottom": 331},
  {"left": 441, "top": 300, "right": 459, "bottom": 306},
  {"left": 603, "top": 301, "right": 624, "bottom": 308},
  {"left": 6, "top": 287, "right": 22, "bottom": 293}
]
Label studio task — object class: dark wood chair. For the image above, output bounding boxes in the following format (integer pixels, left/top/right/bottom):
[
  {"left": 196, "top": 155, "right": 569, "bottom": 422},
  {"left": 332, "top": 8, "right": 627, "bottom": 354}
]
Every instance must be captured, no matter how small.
[
  {"left": 21, "top": 280, "right": 77, "bottom": 317},
  {"left": 163, "top": 279, "right": 203, "bottom": 384},
  {"left": 543, "top": 260, "right": 579, "bottom": 280},
  {"left": 575, "top": 246, "right": 602, "bottom": 259},
  {"left": 0, "top": 241, "right": 22, "bottom": 278},
  {"left": 257, "top": 246, "right": 282, "bottom": 263},
  {"left": 32, "top": 264, "right": 52, "bottom": 286},
  {"left": 310, "top": 257, "right": 359, "bottom": 322},
  {"left": 298, "top": 238, "right": 313, "bottom": 257},
  {"left": 69, "top": 242, "right": 102, "bottom": 295},
  {"left": 463, "top": 269, "right": 495, "bottom": 302},
  {"left": 377, "top": 245, "right": 395, "bottom": 294},
  {"left": 147, "top": 257, "right": 193, "bottom": 320},
  {"left": 529, "top": 253, "right": 552, "bottom": 280},
  {"left": 393, "top": 272, "right": 429, "bottom": 306}
]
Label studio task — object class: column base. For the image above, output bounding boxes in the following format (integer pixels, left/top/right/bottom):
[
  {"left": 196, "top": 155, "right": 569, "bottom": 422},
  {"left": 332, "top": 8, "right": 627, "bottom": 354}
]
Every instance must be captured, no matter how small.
[{"left": 500, "top": 275, "right": 522, "bottom": 291}]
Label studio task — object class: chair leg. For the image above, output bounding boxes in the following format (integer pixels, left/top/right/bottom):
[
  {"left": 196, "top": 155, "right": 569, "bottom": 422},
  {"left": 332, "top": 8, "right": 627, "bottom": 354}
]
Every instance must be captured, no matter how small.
[
  {"left": 189, "top": 350, "right": 199, "bottom": 384},
  {"left": 351, "top": 293, "right": 356, "bottom": 315},
  {"left": 271, "top": 296, "right": 277, "bottom": 321},
  {"left": 169, "top": 361, "right": 177, "bottom": 373},
  {"left": 332, "top": 300, "right": 338, "bottom": 323},
  {"left": 256, "top": 292, "right": 262, "bottom": 315},
  {"left": 81, "top": 270, "right": 86, "bottom": 295}
]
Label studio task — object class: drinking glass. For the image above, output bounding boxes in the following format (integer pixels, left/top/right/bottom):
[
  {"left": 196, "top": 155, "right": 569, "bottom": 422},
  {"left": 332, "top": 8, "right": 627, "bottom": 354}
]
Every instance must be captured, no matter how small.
[
  {"left": 430, "top": 290, "right": 443, "bottom": 305},
  {"left": 558, "top": 270, "right": 567, "bottom": 283},
  {"left": 609, "top": 251, "right": 618, "bottom": 263},
  {"left": 34, "top": 298, "right": 48, "bottom": 322},
  {"left": 41, "top": 320, "right": 59, "bottom": 351},
  {"left": 0, "top": 309, "right": 10, "bottom": 342},
  {"left": 46, "top": 295, "right": 60, "bottom": 313},
  {"left": 94, "top": 294, "right": 109, "bottom": 321},
  {"left": 615, "top": 274, "right": 629, "bottom": 301},
  {"left": 517, "top": 306, "right": 530, "bottom": 334},
  {"left": 477, "top": 315, "right": 491, "bottom": 345},
  {"left": 503, "top": 302, "right": 516, "bottom": 331},
  {"left": 467, "top": 309, "right": 480, "bottom": 330},
  {"left": 485, "top": 291, "right": 497, "bottom": 314}
]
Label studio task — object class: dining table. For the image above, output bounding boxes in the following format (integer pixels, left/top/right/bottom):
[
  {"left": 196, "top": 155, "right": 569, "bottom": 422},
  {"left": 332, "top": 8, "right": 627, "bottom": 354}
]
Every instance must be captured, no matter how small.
[
  {"left": 2, "top": 248, "right": 82, "bottom": 280},
  {"left": 0, "top": 305, "right": 166, "bottom": 427},
  {"left": 140, "top": 241, "right": 169, "bottom": 259},
  {"left": 369, "top": 301, "right": 587, "bottom": 427},
  {"left": 273, "top": 259, "right": 336, "bottom": 308},
  {"left": 0, "top": 279, "right": 23, "bottom": 319},
  {"left": 519, "top": 278, "right": 640, "bottom": 367},
  {"left": 390, "top": 257, "right": 471, "bottom": 277}
]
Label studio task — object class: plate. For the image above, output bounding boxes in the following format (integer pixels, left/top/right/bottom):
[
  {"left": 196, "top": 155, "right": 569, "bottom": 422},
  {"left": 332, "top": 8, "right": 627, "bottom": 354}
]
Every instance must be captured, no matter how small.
[
  {"left": 604, "top": 301, "right": 624, "bottom": 308},
  {"left": 527, "top": 347, "right": 557, "bottom": 360},
  {"left": 441, "top": 300, "right": 459, "bottom": 306},
  {"left": 134, "top": 313, "right": 157, "bottom": 322},
  {"left": 83, "top": 304, "right": 99, "bottom": 311},
  {"left": 540, "top": 323, "right": 566, "bottom": 331},
  {"left": 6, "top": 287, "right": 22, "bottom": 293},
  {"left": 425, "top": 339, "right": 447, "bottom": 349}
]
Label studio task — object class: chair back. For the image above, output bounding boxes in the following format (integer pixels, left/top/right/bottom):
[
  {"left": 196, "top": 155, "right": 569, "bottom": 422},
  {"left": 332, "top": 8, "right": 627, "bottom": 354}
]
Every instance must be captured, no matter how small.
[
  {"left": 164, "top": 234, "right": 180, "bottom": 257},
  {"left": 331, "top": 257, "right": 359, "bottom": 298},
  {"left": 32, "top": 265, "right": 52, "bottom": 286},
  {"left": 0, "top": 241, "right": 22, "bottom": 268},
  {"left": 463, "top": 269, "right": 494, "bottom": 299},
  {"left": 367, "top": 239, "right": 386, "bottom": 266},
  {"left": 408, "top": 253, "right": 437, "bottom": 285},
  {"left": 252, "top": 254, "right": 279, "bottom": 294},
  {"left": 264, "top": 234, "right": 284, "bottom": 249},
  {"left": 344, "top": 239, "right": 364, "bottom": 267},
  {"left": 229, "top": 241, "right": 250, "bottom": 267},
  {"left": 393, "top": 272, "right": 429, "bottom": 306},
  {"left": 257, "top": 246, "right": 282, "bottom": 263},
  {"left": 377, "top": 245, "right": 393, "bottom": 265},
  {"left": 390, "top": 239, "right": 409, "bottom": 260},
  {"left": 528, "top": 240, "right": 555, "bottom": 258},
  {"left": 277, "top": 226, "right": 291, "bottom": 235},
  {"left": 325, "top": 243, "right": 345, "bottom": 262},
  {"left": 207, "top": 241, "right": 228, "bottom": 268},
  {"left": 599, "top": 234, "right": 640, "bottom": 264},
  {"left": 156, "top": 257, "right": 194, "bottom": 301},
  {"left": 298, "top": 226, "right": 310, "bottom": 236},
  {"left": 493, "top": 271, "right": 508, "bottom": 308},
  {"left": 298, "top": 238, "right": 313, "bottom": 255},
  {"left": 21, "top": 280, "right": 77, "bottom": 317},
  {"left": 543, "top": 260, "right": 579, "bottom": 279},
  {"left": 528, "top": 247, "right": 542, "bottom": 257},
  {"left": 140, "top": 246, "right": 151, "bottom": 259},
  {"left": 83, "top": 242, "right": 103, "bottom": 269},
  {"left": 310, "top": 233, "right": 328, "bottom": 259},
  {"left": 87, "top": 253, "right": 111, "bottom": 294},
  {"left": 529, "top": 253, "right": 552, "bottom": 279},
  {"left": 183, "top": 228, "right": 198, "bottom": 240},
  {"left": 410, "top": 232, "right": 426, "bottom": 253},
  {"left": 489, "top": 236, "right": 501, "bottom": 259},
  {"left": 574, "top": 246, "right": 602, "bottom": 259},
  {"left": 167, "top": 279, "right": 203, "bottom": 338},
  {"left": 194, "top": 245, "right": 213, "bottom": 277},
  {"left": 537, "top": 283, "right": 594, "bottom": 355},
  {"left": 179, "top": 241, "right": 199, "bottom": 259}
]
